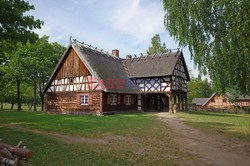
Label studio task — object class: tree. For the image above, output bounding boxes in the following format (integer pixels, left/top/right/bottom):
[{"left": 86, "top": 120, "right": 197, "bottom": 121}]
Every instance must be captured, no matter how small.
[
  {"left": 21, "top": 82, "right": 35, "bottom": 110},
  {"left": 1, "top": 37, "right": 65, "bottom": 111},
  {"left": 0, "top": 0, "right": 43, "bottom": 43},
  {"left": 24, "top": 36, "right": 65, "bottom": 111},
  {"left": 24, "top": 37, "right": 51, "bottom": 111},
  {"left": 225, "top": 88, "right": 239, "bottom": 103},
  {"left": 162, "top": 0, "right": 250, "bottom": 94},
  {"left": 187, "top": 77, "right": 213, "bottom": 103},
  {"left": 0, "top": 0, "right": 43, "bottom": 67},
  {"left": 147, "top": 34, "right": 166, "bottom": 55},
  {"left": 0, "top": 80, "right": 17, "bottom": 109},
  {"left": 3, "top": 42, "right": 29, "bottom": 111}
]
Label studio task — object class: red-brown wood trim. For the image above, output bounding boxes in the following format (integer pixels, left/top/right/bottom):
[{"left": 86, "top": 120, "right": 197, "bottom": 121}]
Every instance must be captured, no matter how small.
[
  {"left": 123, "top": 95, "right": 126, "bottom": 105},
  {"left": 100, "top": 92, "right": 104, "bottom": 112},
  {"left": 107, "top": 94, "right": 111, "bottom": 105},
  {"left": 132, "top": 95, "right": 135, "bottom": 105},
  {"left": 118, "top": 95, "right": 121, "bottom": 105},
  {"left": 89, "top": 94, "right": 93, "bottom": 105},
  {"left": 76, "top": 94, "right": 80, "bottom": 105}
]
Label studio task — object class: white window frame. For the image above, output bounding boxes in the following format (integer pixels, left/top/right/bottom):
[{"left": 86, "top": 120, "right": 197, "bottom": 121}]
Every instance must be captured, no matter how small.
[
  {"left": 80, "top": 94, "right": 89, "bottom": 105},
  {"left": 110, "top": 94, "right": 117, "bottom": 105},
  {"left": 125, "top": 95, "right": 132, "bottom": 105}
]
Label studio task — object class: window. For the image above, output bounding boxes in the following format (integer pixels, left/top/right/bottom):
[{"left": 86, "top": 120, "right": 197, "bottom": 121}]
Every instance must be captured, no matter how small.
[
  {"left": 80, "top": 94, "right": 89, "bottom": 105},
  {"left": 222, "top": 99, "right": 227, "bottom": 103},
  {"left": 125, "top": 95, "right": 132, "bottom": 105},
  {"left": 110, "top": 94, "right": 117, "bottom": 105}
]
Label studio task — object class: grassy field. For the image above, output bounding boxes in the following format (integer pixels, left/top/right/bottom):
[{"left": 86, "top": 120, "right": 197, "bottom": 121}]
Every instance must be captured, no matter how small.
[
  {"left": 177, "top": 111, "right": 250, "bottom": 140},
  {"left": 0, "top": 110, "right": 198, "bottom": 165}
]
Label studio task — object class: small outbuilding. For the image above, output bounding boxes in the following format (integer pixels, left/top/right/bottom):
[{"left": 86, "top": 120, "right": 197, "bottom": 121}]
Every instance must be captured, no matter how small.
[{"left": 192, "top": 93, "right": 250, "bottom": 110}]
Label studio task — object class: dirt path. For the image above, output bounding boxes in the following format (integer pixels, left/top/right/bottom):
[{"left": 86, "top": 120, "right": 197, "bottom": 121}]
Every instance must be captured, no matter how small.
[
  {"left": 158, "top": 113, "right": 250, "bottom": 166},
  {"left": 1, "top": 125, "right": 127, "bottom": 145}
]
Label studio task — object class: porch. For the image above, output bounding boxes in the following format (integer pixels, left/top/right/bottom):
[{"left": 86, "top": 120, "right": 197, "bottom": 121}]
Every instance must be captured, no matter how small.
[{"left": 142, "top": 93, "right": 188, "bottom": 112}]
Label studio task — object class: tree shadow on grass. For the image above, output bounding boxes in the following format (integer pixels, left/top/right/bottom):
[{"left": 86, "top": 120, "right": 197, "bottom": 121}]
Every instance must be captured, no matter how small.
[
  {"left": 186, "top": 121, "right": 250, "bottom": 140},
  {"left": 187, "top": 111, "right": 247, "bottom": 118}
]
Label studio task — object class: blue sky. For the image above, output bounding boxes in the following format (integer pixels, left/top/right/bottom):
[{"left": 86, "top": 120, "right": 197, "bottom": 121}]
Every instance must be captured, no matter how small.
[{"left": 28, "top": 0, "right": 198, "bottom": 76}]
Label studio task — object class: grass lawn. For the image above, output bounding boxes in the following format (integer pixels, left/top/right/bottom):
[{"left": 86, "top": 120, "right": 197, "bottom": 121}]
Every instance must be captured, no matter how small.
[
  {"left": 177, "top": 111, "right": 250, "bottom": 141},
  {"left": 0, "top": 110, "right": 198, "bottom": 165},
  {"left": 0, "top": 110, "right": 164, "bottom": 138}
]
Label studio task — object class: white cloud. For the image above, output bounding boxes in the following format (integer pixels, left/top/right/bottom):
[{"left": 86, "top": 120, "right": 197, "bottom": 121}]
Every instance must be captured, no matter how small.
[
  {"left": 107, "top": 0, "right": 165, "bottom": 45},
  {"left": 27, "top": 0, "right": 197, "bottom": 75}
]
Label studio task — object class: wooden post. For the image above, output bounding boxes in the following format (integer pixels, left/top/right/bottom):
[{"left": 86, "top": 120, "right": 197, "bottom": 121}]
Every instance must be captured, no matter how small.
[
  {"left": 178, "top": 95, "right": 181, "bottom": 112},
  {"left": 143, "top": 94, "right": 147, "bottom": 112},
  {"left": 173, "top": 94, "right": 177, "bottom": 113},
  {"left": 185, "top": 95, "right": 188, "bottom": 111},
  {"left": 179, "top": 95, "right": 182, "bottom": 111},
  {"left": 100, "top": 92, "right": 104, "bottom": 113},
  {"left": 181, "top": 95, "right": 184, "bottom": 112},
  {"left": 167, "top": 93, "right": 173, "bottom": 113}
]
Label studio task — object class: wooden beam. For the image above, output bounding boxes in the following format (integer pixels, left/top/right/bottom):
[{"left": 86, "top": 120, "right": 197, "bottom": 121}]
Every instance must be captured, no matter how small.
[
  {"left": 181, "top": 95, "right": 184, "bottom": 111},
  {"left": 173, "top": 95, "right": 177, "bottom": 113},
  {"left": 100, "top": 92, "right": 104, "bottom": 112},
  {"left": 184, "top": 95, "right": 188, "bottom": 111}
]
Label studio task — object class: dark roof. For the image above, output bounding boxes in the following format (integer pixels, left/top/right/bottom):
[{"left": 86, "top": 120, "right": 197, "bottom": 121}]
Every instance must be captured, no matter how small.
[
  {"left": 238, "top": 95, "right": 250, "bottom": 100},
  {"left": 225, "top": 92, "right": 250, "bottom": 101},
  {"left": 123, "top": 51, "right": 190, "bottom": 80},
  {"left": 72, "top": 43, "right": 140, "bottom": 93},
  {"left": 192, "top": 98, "right": 209, "bottom": 106},
  {"left": 44, "top": 42, "right": 141, "bottom": 94}
]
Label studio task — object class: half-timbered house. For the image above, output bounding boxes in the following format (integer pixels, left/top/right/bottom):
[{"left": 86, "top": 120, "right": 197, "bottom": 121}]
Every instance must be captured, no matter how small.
[
  {"left": 123, "top": 50, "right": 190, "bottom": 112},
  {"left": 44, "top": 40, "right": 190, "bottom": 114},
  {"left": 192, "top": 93, "right": 250, "bottom": 110}
]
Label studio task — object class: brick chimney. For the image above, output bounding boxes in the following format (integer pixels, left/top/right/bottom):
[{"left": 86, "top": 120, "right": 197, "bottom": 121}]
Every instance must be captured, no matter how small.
[{"left": 112, "top": 49, "right": 119, "bottom": 57}]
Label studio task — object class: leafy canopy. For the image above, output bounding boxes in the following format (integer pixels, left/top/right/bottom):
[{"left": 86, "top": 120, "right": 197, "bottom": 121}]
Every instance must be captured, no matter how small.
[
  {"left": 187, "top": 76, "right": 213, "bottom": 103},
  {"left": 0, "top": 0, "right": 43, "bottom": 43},
  {"left": 0, "top": 36, "right": 65, "bottom": 110},
  {"left": 147, "top": 34, "right": 166, "bottom": 55},
  {"left": 162, "top": 0, "right": 250, "bottom": 94}
]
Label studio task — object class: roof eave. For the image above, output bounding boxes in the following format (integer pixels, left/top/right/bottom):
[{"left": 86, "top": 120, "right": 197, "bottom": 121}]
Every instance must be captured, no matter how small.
[{"left": 202, "top": 93, "right": 216, "bottom": 106}]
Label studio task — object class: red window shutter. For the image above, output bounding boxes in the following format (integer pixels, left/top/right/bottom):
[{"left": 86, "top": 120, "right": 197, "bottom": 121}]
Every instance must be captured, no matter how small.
[
  {"left": 89, "top": 94, "right": 93, "bottom": 105},
  {"left": 118, "top": 95, "right": 121, "bottom": 105},
  {"left": 131, "top": 95, "right": 135, "bottom": 105},
  {"left": 124, "top": 95, "right": 126, "bottom": 105},
  {"left": 107, "top": 94, "right": 111, "bottom": 105},
  {"left": 76, "top": 94, "right": 80, "bottom": 105}
]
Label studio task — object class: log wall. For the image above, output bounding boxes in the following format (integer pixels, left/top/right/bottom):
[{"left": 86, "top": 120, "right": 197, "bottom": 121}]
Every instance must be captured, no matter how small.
[
  {"left": 46, "top": 91, "right": 101, "bottom": 114},
  {"left": 205, "top": 95, "right": 234, "bottom": 109},
  {"left": 237, "top": 100, "right": 250, "bottom": 107},
  {"left": 103, "top": 93, "right": 137, "bottom": 112}
]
